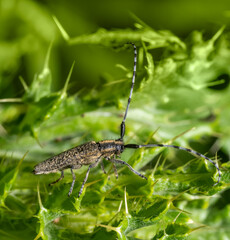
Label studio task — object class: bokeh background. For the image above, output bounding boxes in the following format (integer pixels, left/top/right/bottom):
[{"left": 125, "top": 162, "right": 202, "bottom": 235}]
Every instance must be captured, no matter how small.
[{"left": 1, "top": 0, "right": 230, "bottom": 96}]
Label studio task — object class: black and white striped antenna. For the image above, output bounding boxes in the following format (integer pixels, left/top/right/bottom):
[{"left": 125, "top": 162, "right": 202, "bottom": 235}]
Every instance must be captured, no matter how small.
[
  {"left": 120, "top": 43, "right": 221, "bottom": 185},
  {"left": 119, "top": 43, "right": 137, "bottom": 140}
]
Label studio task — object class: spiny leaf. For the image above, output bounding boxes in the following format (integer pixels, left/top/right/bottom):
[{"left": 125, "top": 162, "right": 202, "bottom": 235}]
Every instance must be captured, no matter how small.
[
  {"left": 0, "top": 151, "right": 27, "bottom": 207},
  {"left": 23, "top": 42, "right": 53, "bottom": 103},
  {"left": 53, "top": 17, "right": 185, "bottom": 49}
]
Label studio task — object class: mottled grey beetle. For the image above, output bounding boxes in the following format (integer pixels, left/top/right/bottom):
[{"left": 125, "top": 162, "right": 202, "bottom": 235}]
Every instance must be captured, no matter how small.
[{"left": 33, "top": 43, "right": 221, "bottom": 197}]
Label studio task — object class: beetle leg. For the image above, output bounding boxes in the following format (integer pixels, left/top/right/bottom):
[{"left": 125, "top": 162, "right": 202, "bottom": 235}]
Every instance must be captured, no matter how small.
[
  {"left": 113, "top": 164, "right": 118, "bottom": 179},
  {"left": 49, "top": 170, "right": 64, "bottom": 186},
  {"left": 100, "top": 160, "right": 107, "bottom": 174},
  {"left": 68, "top": 168, "right": 76, "bottom": 196},
  {"left": 105, "top": 157, "right": 118, "bottom": 179},
  {"left": 77, "top": 158, "right": 101, "bottom": 198},
  {"left": 109, "top": 158, "right": 147, "bottom": 180}
]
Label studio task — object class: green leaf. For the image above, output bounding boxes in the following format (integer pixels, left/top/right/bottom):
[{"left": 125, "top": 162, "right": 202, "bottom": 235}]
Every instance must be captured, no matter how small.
[
  {"left": 54, "top": 17, "right": 185, "bottom": 49},
  {"left": 0, "top": 152, "right": 27, "bottom": 207},
  {"left": 23, "top": 42, "right": 53, "bottom": 103}
]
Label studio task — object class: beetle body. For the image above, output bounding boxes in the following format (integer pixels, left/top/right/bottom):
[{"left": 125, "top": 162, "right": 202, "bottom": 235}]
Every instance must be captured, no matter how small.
[{"left": 33, "top": 139, "right": 124, "bottom": 175}]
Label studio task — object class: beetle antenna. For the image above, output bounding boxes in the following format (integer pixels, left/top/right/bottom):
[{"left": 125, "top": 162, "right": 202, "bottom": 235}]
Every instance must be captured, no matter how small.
[
  {"left": 124, "top": 143, "right": 221, "bottom": 185},
  {"left": 119, "top": 43, "right": 137, "bottom": 140}
]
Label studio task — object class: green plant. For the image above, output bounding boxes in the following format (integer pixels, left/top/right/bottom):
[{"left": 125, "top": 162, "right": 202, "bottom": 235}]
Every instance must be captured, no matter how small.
[{"left": 1, "top": 15, "right": 230, "bottom": 240}]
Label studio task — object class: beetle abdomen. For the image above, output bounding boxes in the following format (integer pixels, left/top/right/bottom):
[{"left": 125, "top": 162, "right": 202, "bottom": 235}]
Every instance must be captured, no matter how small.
[{"left": 33, "top": 141, "right": 101, "bottom": 174}]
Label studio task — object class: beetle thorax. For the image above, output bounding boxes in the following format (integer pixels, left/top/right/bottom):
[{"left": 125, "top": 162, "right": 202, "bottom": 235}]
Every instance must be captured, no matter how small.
[{"left": 97, "top": 139, "right": 124, "bottom": 157}]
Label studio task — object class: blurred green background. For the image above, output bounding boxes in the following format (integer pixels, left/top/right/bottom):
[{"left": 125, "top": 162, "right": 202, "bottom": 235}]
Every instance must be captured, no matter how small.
[
  {"left": 1, "top": 0, "right": 230, "bottom": 96},
  {"left": 1, "top": 0, "right": 230, "bottom": 239}
]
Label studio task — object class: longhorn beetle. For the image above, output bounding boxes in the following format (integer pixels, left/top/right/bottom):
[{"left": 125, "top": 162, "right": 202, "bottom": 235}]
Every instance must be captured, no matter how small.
[{"left": 33, "top": 43, "right": 221, "bottom": 197}]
